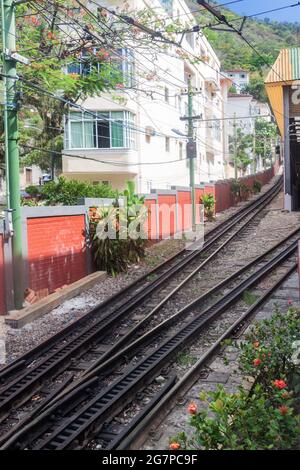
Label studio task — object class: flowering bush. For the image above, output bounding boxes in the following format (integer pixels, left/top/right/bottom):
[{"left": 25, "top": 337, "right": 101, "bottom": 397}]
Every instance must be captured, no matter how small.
[
  {"left": 238, "top": 306, "right": 300, "bottom": 388},
  {"left": 170, "top": 307, "right": 300, "bottom": 450}
]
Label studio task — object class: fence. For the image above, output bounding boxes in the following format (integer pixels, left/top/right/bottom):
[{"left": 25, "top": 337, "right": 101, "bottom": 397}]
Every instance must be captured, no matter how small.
[{"left": 0, "top": 166, "right": 276, "bottom": 314}]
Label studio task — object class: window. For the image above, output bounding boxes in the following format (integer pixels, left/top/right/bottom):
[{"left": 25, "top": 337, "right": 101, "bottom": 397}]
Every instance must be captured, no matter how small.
[
  {"left": 165, "top": 137, "right": 170, "bottom": 152},
  {"left": 67, "top": 48, "right": 134, "bottom": 88},
  {"left": 66, "top": 111, "right": 135, "bottom": 150},
  {"left": 240, "top": 74, "right": 246, "bottom": 78},
  {"left": 25, "top": 168, "right": 32, "bottom": 185}
]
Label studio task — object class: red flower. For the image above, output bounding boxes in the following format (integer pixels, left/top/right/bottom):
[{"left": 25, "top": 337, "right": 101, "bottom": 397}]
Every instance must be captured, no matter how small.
[
  {"left": 274, "top": 380, "right": 287, "bottom": 390},
  {"left": 253, "top": 341, "right": 260, "bottom": 349},
  {"left": 47, "top": 32, "right": 56, "bottom": 40},
  {"left": 188, "top": 402, "right": 197, "bottom": 415},
  {"left": 170, "top": 442, "right": 180, "bottom": 450},
  {"left": 288, "top": 300, "right": 293, "bottom": 306},
  {"left": 278, "top": 405, "right": 289, "bottom": 416},
  {"left": 253, "top": 358, "right": 261, "bottom": 366},
  {"left": 116, "top": 83, "right": 125, "bottom": 89}
]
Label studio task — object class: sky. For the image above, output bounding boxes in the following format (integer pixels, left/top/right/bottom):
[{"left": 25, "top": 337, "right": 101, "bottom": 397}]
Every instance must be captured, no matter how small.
[{"left": 228, "top": 0, "right": 300, "bottom": 22}]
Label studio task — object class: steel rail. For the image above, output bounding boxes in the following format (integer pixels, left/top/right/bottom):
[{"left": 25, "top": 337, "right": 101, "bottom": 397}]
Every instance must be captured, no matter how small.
[
  {"left": 1, "top": 223, "right": 298, "bottom": 447},
  {"left": 116, "top": 263, "right": 298, "bottom": 451},
  {"left": 0, "top": 179, "right": 282, "bottom": 417},
  {"left": 0, "top": 176, "right": 282, "bottom": 384},
  {"left": 1, "top": 234, "right": 296, "bottom": 450}
]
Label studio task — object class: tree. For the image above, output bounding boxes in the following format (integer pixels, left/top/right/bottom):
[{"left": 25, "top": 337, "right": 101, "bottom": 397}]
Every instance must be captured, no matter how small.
[
  {"left": 0, "top": 1, "right": 132, "bottom": 173},
  {"left": 253, "top": 119, "right": 278, "bottom": 171},
  {"left": 229, "top": 127, "right": 253, "bottom": 176},
  {"left": 243, "top": 73, "right": 268, "bottom": 102}
]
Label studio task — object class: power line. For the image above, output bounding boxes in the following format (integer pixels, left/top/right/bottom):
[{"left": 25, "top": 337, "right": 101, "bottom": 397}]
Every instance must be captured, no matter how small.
[{"left": 21, "top": 144, "right": 192, "bottom": 166}]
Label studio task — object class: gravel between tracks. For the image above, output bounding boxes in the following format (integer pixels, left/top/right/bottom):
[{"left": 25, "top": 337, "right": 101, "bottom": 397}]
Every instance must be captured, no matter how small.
[{"left": 0, "top": 175, "right": 287, "bottom": 364}]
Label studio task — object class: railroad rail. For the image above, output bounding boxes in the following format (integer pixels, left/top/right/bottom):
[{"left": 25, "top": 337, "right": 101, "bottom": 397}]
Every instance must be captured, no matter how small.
[
  {"left": 0, "top": 178, "right": 282, "bottom": 424},
  {"left": 1, "top": 222, "right": 298, "bottom": 450}
]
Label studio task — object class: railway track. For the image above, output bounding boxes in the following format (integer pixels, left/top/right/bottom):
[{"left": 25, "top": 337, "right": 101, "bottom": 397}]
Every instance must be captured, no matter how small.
[
  {"left": 0, "top": 219, "right": 298, "bottom": 450},
  {"left": 0, "top": 177, "right": 282, "bottom": 424}
]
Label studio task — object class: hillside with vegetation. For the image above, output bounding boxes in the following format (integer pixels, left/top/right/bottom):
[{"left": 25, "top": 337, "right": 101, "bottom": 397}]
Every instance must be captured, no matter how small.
[{"left": 188, "top": 1, "right": 300, "bottom": 100}]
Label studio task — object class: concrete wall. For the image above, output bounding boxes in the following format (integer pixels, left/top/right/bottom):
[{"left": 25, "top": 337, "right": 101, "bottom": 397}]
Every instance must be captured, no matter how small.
[
  {"left": 0, "top": 166, "right": 276, "bottom": 314},
  {"left": 21, "top": 206, "right": 90, "bottom": 299}
]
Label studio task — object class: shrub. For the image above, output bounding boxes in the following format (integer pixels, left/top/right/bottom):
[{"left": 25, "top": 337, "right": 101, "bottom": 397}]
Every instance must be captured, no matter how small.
[
  {"left": 41, "top": 177, "right": 118, "bottom": 205},
  {"left": 172, "top": 384, "right": 299, "bottom": 450},
  {"left": 171, "top": 306, "right": 300, "bottom": 450},
  {"left": 230, "top": 180, "right": 241, "bottom": 201},
  {"left": 201, "top": 193, "right": 215, "bottom": 221},
  {"left": 92, "top": 182, "right": 148, "bottom": 275},
  {"left": 253, "top": 180, "right": 262, "bottom": 194},
  {"left": 25, "top": 185, "right": 41, "bottom": 197}
]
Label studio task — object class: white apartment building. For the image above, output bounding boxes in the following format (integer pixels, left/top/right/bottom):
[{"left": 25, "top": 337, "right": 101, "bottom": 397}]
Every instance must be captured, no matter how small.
[
  {"left": 224, "top": 91, "right": 272, "bottom": 177},
  {"left": 224, "top": 69, "right": 250, "bottom": 93},
  {"left": 0, "top": 165, "right": 43, "bottom": 204},
  {"left": 62, "top": 0, "right": 226, "bottom": 192}
]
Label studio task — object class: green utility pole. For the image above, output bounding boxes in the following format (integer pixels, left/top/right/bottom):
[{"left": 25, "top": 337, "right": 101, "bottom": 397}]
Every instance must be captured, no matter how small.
[
  {"left": 233, "top": 112, "right": 238, "bottom": 180},
  {"left": 187, "top": 75, "right": 196, "bottom": 228},
  {"left": 252, "top": 125, "right": 256, "bottom": 174},
  {"left": 1, "top": 0, "right": 23, "bottom": 308}
]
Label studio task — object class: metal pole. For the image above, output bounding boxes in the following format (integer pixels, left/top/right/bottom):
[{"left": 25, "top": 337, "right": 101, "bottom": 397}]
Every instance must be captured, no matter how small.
[
  {"left": 253, "top": 124, "right": 256, "bottom": 174},
  {"left": 187, "top": 75, "right": 196, "bottom": 228},
  {"left": 233, "top": 112, "right": 238, "bottom": 179},
  {"left": 1, "top": 0, "right": 23, "bottom": 308}
]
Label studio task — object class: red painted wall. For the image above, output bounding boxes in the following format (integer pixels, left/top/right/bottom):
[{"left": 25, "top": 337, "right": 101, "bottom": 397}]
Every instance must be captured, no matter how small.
[
  {"left": 0, "top": 234, "right": 5, "bottom": 315},
  {"left": 27, "top": 215, "right": 87, "bottom": 296},
  {"left": 195, "top": 188, "right": 205, "bottom": 224},
  {"left": 144, "top": 199, "right": 158, "bottom": 240},
  {"left": 157, "top": 194, "right": 176, "bottom": 238},
  {"left": 177, "top": 191, "right": 192, "bottom": 232}
]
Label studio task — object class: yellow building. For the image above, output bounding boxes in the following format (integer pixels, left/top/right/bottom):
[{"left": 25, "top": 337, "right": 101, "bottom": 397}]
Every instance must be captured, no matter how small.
[{"left": 265, "top": 48, "right": 300, "bottom": 210}]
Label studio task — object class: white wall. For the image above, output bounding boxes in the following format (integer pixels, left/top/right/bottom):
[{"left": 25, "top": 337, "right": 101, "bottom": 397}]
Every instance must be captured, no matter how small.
[{"left": 63, "top": 0, "right": 226, "bottom": 192}]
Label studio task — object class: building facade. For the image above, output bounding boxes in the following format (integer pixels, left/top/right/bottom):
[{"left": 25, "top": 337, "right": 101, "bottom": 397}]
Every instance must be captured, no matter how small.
[
  {"left": 266, "top": 47, "right": 300, "bottom": 211},
  {"left": 62, "top": 0, "right": 227, "bottom": 192},
  {"left": 224, "top": 69, "right": 250, "bottom": 94}
]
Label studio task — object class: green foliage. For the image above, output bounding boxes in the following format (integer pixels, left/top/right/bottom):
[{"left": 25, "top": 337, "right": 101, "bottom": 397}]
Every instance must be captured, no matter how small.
[
  {"left": 172, "top": 384, "right": 299, "bottom": 450},
  {"left": 253, "top": 119, "right": 278, "bottom": 170},
  {"left": 200, "top": 193, "right": 215, "bottom": 221},
  {"left": 243, "top": 290, "right": 258, "bottom": 306},
  {"left": 229, "top": 128, "right": 253, "bottom": 174},
  {"left": 230, "top": 180, "right": 251, "bottom": 202},
  {"left": 171, "top": 307, "right": 300, "bottom": 450},
  {"left": 238, "top": 306, "right": 300, "bottom": 386},
  {"left": 92, "top": 182, "right": 148, "bottom": 275},
  {"left": 253, "top": 180, "right": 262, "bottom": 194},
  {"left": 176, "top": 351, "right": 197, "bottom": 367},
  {"left": 243, "top": 73, "right": 267, "bottom": 102},
  {"left": 25, "top": 185, "right": 41, "bottom": 197},
  {"left": 0, "top": 1, "right": 125, "bottom": 171},
  {"left": 40, "top": 177, "right": 118, "bottom": 206},
  {"left": 202, "top": 8, "right": 299, "bottom": 72}
]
